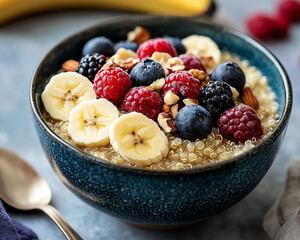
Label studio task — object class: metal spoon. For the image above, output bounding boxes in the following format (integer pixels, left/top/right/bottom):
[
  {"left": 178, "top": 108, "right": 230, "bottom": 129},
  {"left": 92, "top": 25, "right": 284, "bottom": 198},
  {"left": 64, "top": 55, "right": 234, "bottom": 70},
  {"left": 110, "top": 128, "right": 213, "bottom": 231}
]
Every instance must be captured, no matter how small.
[{"left": 0, "top": 148, "right": 83, "bottom": 240}]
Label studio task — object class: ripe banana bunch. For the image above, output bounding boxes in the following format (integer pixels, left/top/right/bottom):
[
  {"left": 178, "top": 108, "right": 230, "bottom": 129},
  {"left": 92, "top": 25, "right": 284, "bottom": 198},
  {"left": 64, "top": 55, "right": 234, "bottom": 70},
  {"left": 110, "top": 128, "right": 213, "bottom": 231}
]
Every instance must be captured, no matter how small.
[
  {"left": 109, "top": 112, "right": 169, "bottom": 166},
  {"left": 68, "top": 99, "right": 119, "bottom": 147},
  {"left": 182, "top": 35, "right": 221, "bottom": 72},
  {"left": 42, "top": 72, "right": 96, "bottom": 121},
  {"left": 0, "top": 0, "right": 211, "bottom": 25}
]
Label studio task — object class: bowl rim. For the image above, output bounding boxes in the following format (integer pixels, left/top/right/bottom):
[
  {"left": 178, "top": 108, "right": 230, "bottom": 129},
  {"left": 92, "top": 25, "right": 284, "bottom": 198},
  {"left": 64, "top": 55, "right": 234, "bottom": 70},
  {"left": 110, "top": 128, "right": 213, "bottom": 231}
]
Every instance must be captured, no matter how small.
[{"left": 30, "top": 15, "right": 292, "bottom": 175}]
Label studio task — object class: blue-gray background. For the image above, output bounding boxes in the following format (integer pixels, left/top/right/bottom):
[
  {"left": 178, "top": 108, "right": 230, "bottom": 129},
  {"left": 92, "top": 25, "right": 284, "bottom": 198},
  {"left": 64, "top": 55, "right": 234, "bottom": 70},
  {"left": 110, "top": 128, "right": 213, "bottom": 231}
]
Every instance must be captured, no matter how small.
[{"left": 0, "top": 0, "right": 299, "bottom": 239}]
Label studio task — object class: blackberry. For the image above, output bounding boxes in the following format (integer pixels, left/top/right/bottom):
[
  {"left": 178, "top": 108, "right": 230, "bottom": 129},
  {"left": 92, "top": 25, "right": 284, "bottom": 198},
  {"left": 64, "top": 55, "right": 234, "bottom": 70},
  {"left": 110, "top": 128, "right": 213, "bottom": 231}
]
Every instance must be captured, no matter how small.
[
  {"left": 200, "top": 81, "right": 235, "bottom": 124},
  {"left": 76, "top": 53, "right": 106, "bottom": 82}
]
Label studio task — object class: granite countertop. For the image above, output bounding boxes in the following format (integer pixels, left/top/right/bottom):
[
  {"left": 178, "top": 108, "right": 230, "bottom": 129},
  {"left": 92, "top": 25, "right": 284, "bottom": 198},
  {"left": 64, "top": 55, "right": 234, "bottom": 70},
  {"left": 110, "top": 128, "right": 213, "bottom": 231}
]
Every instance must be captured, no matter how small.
[{"left": 0, "top": 0, "right": 299, "bottom": 239}]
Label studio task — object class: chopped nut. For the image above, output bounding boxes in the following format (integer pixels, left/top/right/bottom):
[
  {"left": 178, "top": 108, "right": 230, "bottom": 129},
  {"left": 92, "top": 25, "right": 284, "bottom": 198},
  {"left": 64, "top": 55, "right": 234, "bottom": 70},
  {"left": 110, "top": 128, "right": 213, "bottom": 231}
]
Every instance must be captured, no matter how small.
[
  {"left": 164, "top": 91, "right": 180, "bottom": 105},
  {"left": 127, "top": 26, "right": 150, "bottom": 45},
  {"left": 162, "top": 104, "right": 171, "bottom": 113},
  {"left": 61, "top": 60, "right": 79, "bottom": 72},
  {"left": 102, "top": 59, "right": 118, "bottom": 69},
  {"left": 241, "top": 87, "right": 259, "bottom": 110},
  {"left": 189, "top": 69, "right": 206, "bottom": 80},
  {"left": 145, "top": 86, "right": 154, "bottom": 91},
  {"left": 170, "top": 104, "right": 179, "bottom": 119},
  {"left": 150, "top": 78, "right": 165, "bottom": 90},
  {"left": 183, "top": 98, "right": 199, "bottom": 106},
  {"left": 167, "top": 57, "right": 185, "bottom": 72},
  {"left": 157, "top": 112, "right": 176, "bottom": 133},
  {"left": 230, "top": 86, "right": 240, "bottom": 100},
  {"left": 108, "top": 48, "right": 139, "bottom": 70},
  {"left": 151, "top": 52, "right": 172, "bottom": 76}
]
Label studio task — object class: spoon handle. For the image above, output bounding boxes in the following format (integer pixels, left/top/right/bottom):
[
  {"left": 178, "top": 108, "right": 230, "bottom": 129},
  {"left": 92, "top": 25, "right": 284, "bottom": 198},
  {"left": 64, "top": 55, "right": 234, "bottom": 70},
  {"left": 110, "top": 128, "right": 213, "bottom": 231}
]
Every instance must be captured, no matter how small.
[{"left": 39, "top": 205, "right": 83, "bottom": 240}]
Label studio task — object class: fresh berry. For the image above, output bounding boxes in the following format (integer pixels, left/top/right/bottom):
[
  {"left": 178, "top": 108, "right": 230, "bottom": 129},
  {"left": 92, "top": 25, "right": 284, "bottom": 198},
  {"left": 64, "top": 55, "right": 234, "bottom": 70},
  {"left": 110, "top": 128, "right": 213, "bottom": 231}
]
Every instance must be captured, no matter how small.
[
  {"left": 130, "top": 58, "right": 165, "bottom": 86},
  {"left": 200, "top": 81, "right": 235, "bottom": 124},
  {"left": 218, "top": 105, "right": 263, "bottom": 143},
  {"left": 175, "top": 105, "right": 213, "bottom": 141},
  {"left": 123, "top": 87, "right": 162, "bottom": 120},
  {"left": 82, "top": 36, "right": 114, "bottom": 56},
  {"left": 273, "top": 14, "right": 290, "bottom": 39},
  {"left": 114, "top": 41, "right": 138, "bottom": 52},
  {"left": 137, "top": 38, "right": 177, "bottom": 60},
  {"left": 179, "top": 54, "right": 206, "bottom": 72},
  {"left": 278, "top": 0, "right": 300, "bottom": 22},
  {"left": 164, "top": 37, "right": 186, "bottom": 55},
  {"left": 162, "top": 71, "right": 201, "bottom": 99},
  {"left": 211, "top": 62, "right": 245, "bottom": 93},
  {"left": 246, "top": 13, "right": 276, "bottom": 40},
  {"left": 76, "top": 53, "right": 106, "bottom": 82},
  {"left": 93, "top": 67, "right": 132, "bottom": 106}
]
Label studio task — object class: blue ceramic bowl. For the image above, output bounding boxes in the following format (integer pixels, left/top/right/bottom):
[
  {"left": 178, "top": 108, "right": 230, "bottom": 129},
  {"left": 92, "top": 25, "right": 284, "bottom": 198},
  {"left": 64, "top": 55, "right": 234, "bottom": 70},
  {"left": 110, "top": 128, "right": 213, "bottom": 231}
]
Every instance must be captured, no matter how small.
[{"left": 30, "top": 15, "right": 292, "bottom": 227}]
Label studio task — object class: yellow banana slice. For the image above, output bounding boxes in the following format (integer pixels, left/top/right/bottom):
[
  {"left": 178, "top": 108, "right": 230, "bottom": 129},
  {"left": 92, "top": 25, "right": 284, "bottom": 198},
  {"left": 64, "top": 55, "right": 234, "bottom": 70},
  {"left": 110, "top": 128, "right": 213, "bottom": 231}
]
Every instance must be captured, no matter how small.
[
  {"left": 109, "top": 112, "right": 169, "bottom": 166},
  {"left": 41, "top": 72, "right": 96, "bottom": 121},
  {"left": 182, "top": 35, "right": 221, "bottom": 72},
  {"left": 68, "top": 99, "right": 119, "bottom": 147}
]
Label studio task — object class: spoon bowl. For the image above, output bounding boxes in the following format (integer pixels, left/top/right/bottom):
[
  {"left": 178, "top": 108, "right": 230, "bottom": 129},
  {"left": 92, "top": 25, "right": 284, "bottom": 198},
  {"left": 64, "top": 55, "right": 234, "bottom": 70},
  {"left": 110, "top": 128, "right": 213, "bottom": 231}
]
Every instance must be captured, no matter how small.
[
  {"left": 0, "top": 148, "right": 51, "bottom": 210},
  {"left": 0, "top": 148, "right": 82, "bottom": 240}
]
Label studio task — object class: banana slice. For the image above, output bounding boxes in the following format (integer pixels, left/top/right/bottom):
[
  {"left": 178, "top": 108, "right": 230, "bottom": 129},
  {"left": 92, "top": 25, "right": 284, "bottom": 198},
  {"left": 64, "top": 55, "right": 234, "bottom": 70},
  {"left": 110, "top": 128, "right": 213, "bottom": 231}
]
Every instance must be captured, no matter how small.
[
  {"left": 42, "top": 72, "right": 96, "bottom": 121},
  {"left": 68, "top": 99, "right": 119, "bottom": 147},
  {"left": 109, "top": 112, "right": 169, "bottom": 166},
  {"left": 182, "top": 35, "right": 221, "bottom": 71}
]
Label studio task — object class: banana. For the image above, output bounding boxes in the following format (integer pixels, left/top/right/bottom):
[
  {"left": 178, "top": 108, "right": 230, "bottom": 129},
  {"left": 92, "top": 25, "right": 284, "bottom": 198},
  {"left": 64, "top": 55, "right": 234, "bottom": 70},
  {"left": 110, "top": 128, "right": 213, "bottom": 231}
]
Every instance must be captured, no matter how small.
[
  {"left": 42, "top": 72, "right": 96, "bottom": 121},
  {"left": 68, "top": 99, "right": 119, "bottom": 147},
  {"left": 109, "top": 112, "right": 169, "bottom": 166},
  {"left": 0, "top": 0, "right": 211, "bottom": 25},
  {"left": 182, "top": 35, "right": 221, "bottom": 72}
]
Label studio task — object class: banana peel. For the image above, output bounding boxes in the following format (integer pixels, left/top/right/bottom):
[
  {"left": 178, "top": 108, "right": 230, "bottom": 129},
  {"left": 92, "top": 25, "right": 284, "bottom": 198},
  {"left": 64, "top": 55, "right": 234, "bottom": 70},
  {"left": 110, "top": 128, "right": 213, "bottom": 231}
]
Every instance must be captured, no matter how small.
[{"left": 0, "top": 0, "right": 211, "bottom": 25}]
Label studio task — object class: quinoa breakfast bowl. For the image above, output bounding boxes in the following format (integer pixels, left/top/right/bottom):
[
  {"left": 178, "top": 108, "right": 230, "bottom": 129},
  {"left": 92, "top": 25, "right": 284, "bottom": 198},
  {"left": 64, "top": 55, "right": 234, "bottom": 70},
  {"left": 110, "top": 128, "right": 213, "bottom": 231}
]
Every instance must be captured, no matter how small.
[{"left": 30, "top": 15, "right": 292, "bottom": 227}]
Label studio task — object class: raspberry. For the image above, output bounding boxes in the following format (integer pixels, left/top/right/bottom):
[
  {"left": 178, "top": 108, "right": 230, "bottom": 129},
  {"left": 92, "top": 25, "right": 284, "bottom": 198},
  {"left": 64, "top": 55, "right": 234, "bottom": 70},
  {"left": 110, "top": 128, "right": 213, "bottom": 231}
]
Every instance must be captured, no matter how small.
[
  {"left": 273, "top": 14, "right": 290, "bottom": 39},
  {"left": 200, "top": 81, "right": 235, "bottom": 124},
  {"left": 218, "top": 105, "right": 263, "bottom": 143},
  {"left": 162, "top": 71, "right": 201, "bottom": 99},
  {"left": 137, "top": 38, "right": 177, "bottom": 60},
  {"left": 93, "top": 67, "right": 132, "bottom": 106},
  {"left": 246, "top": 13, "right": 276, "bottom": 40},
  {"left": 76, "top": 53, "right": 106, "bottom": 82},
  {"left": 123, "top": 87, "right": 162, "bottom": 120},
  {"left": 278, "top": 0, "right": 300, "bottom": 22},
  {"left": 179, "top": 54, "right": 206, "bottom": 72}
]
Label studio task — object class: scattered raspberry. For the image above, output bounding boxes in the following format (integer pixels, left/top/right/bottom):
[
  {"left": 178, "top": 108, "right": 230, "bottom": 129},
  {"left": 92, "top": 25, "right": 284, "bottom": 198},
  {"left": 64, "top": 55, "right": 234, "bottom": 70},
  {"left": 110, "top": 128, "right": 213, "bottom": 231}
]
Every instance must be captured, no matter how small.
[
  {"left": 200, "top": 81, "right": 235, "bottom": 124},
  {"left": 179, "top": 54, "right": 206, "bottom": 72},
  {"left": 246, "top": 13, "right": 276, "bottom": 40},
  {"left": 273, "top": 14, "right": 290, "bottom": 39},
  {"left": 278, "top": 0, "right": 300, "bottom": 22},
  {"left": 162, "top": 71, "right": 201, "bottom": 99},
  {"left": 93, "top": 67, "right": 132, "bottom": 106},
  {"left": 218, "top": 105, "right": 263, "bottom": 143},
  {"left": 137, "top": 38, "right": 177, "bottom": 60},
  {"left": 122, "top": 87, "right": 162, "bottom": 120}
]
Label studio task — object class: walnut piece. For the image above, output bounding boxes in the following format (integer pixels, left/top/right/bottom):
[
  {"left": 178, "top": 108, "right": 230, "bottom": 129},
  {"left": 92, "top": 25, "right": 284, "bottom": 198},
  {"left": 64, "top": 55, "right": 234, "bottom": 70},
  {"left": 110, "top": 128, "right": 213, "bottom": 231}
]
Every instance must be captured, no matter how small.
[
  {"left": 107, "top": 48, "right": 139, "bottom": 70},
  {"left": 151, "top": 52, "right": 172, "bottom": 76},
  {"left": 157, "top": 112, "right": 176, "bottom": 133},
  {"left": 170, "top": 104, "right": 179, "bottom": 119},
  {"left": 164, "top": 91, "right": 180, "bottom": 105},
  {"left": 127, "top": 26, "right": 150, "bottom": 45},
  {"left": 167, "top": 57, "right": 185, "bottom": 73},
  {"left": 183, "top": 98, "right": 199, "bottom": 106}
]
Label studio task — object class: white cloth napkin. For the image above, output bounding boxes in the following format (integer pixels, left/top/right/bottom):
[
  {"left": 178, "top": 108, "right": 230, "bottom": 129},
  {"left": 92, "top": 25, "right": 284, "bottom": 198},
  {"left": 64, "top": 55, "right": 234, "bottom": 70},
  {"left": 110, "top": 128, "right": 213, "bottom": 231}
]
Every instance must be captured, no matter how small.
[{"left": 263, "top": 159, "right": 300, "bottom": 240}]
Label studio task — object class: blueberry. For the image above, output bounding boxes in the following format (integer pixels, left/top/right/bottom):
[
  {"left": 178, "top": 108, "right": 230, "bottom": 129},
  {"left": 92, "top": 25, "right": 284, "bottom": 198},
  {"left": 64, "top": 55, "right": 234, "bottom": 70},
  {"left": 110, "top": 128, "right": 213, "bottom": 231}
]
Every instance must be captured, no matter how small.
[
  {"left": 175, "top": 105, "right": 213, "bottom": 141},
  {"left": 210, "top": 62, "right": 245, "bottom": 93},
  {"left": 130, "top": 58, "right": 165, "bottom": 86},
  {"left": 114, "top": 41, "right": 138, "bottom": 52},
  {"left": 82, "top": 37, "right": 114, "bottom": 56},
  {"left": 164, "top": 37, "right": 186, "bottom": 55}
]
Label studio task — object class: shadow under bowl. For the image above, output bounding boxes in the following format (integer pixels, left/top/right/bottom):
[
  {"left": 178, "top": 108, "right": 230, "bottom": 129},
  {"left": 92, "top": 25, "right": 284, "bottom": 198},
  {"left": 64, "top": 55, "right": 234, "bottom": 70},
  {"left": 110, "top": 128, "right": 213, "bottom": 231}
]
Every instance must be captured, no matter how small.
[{"left": 30, "top": 15, "right": 292, "bottom": 227}]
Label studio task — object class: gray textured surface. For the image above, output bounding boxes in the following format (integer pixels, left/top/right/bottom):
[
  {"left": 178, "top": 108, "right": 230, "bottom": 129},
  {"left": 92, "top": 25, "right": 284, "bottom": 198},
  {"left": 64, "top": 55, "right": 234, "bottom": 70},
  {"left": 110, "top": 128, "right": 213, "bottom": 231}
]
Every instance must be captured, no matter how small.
[{"left": 0, "top": 0, "right": 299, "bottom": 239}]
